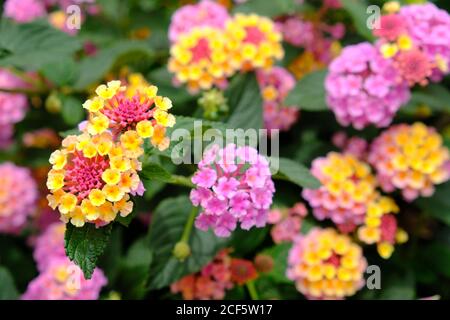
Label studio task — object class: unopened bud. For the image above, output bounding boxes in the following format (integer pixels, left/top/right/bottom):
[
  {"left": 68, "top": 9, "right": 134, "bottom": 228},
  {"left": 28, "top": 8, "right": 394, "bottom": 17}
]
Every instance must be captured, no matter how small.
[{"left": 173, "top": 241, "right": 191, "bottom": 261}]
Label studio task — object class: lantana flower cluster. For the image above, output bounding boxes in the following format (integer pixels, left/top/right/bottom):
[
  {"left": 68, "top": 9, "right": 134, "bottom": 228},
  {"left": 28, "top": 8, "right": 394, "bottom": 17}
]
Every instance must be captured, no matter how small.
[
  {"left": 0, "top": 162, "right": 38, "bottom": 234},
  {"left": 325, "top": 42, "right": 410, "bottom": 129},
  {"left": 190, "top": 143, "right": 275, "bottom": 237},
  {"left": 332, "top": 132, "right": 368, "bottom": 160},
  {"left": 368, "top": 122, "right": 450, "bottom": 201},
  {"left": 256, "top": 67, "right": 299, "bottom": 132},
  {"left": 47, "top": 80, "right": 175, "bottom": 227},
  {"left": 0, "top": 68, "right": 29, "bottom": 149},
  {"left": 287, "top": 228, "right": 367, "bottom": 300},
  {"left": 278, "top": 14, "right": 344, "bottom": 66},
  {"left": 3, "top": 0, "right": 98, "bottom": 34},
  {"left": 168, "top": 0, "right": 283, "bottom": 93},
  {"left": 302, "top": 152, "right": 379, "bottom": 232},
  {"left": 267, "top": 202, "right": 308, "bottom": 244},
  {"left": 23, "top": 222, "right": 107, "bottom": 300},
  {"left": 374, "top": 2, "right": 450, "bottom": 86},
  {"left": 168, "top": 0, "right": 230, "bottom": 43},
  {"left": 171, "top": 249, "right": 257, "bottom": 300},
  {"left": 357, "top": 196, "right": 408, "bottom": 259}
]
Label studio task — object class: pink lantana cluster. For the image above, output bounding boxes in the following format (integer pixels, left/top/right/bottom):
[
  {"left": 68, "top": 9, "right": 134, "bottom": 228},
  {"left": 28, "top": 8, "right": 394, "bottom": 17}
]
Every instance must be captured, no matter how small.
[
  {"left": 23, "top": 222, "right": 107, "bottom": 300},
  {"left": 372, "top": 3, "right": 450, "bottom": 86},
  {"left": 191, "top": 144, "right": 275, "bottom": 237},
  {"left": 267, "top": 202, "right": 308, "bottom": 244},
  {"left": 278, "top": 17, "right": 314, "bottom": 48},
  {"left": 0, "top": 69, "right": 29, "bottom": 148},
  {"left": 278, "top": 13, "right": 345, "bottom": 65},
  {"left": 332, "top": 132, "right": 368, "bottom": 160},
  {"left": 3, "top": 0, "right": 46, "bottom": 23},
  {"left": 0, "top": 162, "right": 38, "bottom": 234},
  {"left": 399, "top": 3, "right": 450, "bottom": 80},
  {"left": 3, "top": 0, "right": 98, "bottom": 35},
  {"left": 256, "top": 67, "right": 299, "bottom": 132},
  {"left": 325, "top": 42, "right": 410, "bottom": 129},
  {"left": 22, "top": 257, "right": 107, "bottom": 300},
  {"left": 33, "top": 222, "right": 66, "bottom": 271},
  {"left": 168, "top": 0, "right": 229, "bottom": 43}
]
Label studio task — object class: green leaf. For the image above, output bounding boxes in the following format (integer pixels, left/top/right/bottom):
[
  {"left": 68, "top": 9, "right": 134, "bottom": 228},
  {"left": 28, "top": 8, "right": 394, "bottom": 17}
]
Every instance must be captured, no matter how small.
[
  {"left": 74, "top": 40, "right": 154, "bottom": 90},
  {"left": 403, "top": 84, "right": 450, "bottom": 113},
  {"left": 226, "top": 73, "right": 263, "bottom": 131},
  {"left": 232, "top": 0, "right": 306, "bottom": 17},
  {"left": 285, "top": 70, "right": 329, "bottom": 111},
  {"left": 341, "top": 0, "right": 376, "bottom": 41},
  {"left": 417, "top": 243, "right": 450, "bottom": 278},
  {"left": 261, "top": 243, "right": 292, "bottom": 284},
  {"left": 146, "top": 196, "right": 227, "bottom": 289},
  {"left": 41, "top": 57, "right": 79, "bottom": 87},
  {"left": 65, "top": 223, "right": 113, "bottom": 279},
  {"left": 416, "top": 182, "right": 450, "bottom": 225},
  {"left": 0, "top": 19, "right": 81, "bottom": 70},
  {"left": 118, "top": 238, "right": 153, "bottom": 299},
  {"left": 0, "top": 266, "right": 19, "bottom": 300},
  {"left": 378, "top": 271, "right": 416, "bottom": 300},
  {"left": 275, "top": 157, "right": 321, "bottom": 189},
  {"left": 60, "top": 95, "right": 85, "bottom": 126},
  {"left": 141, "top": 162, "right": 172, "bottom": 182},
  {"left": 229, "top": 227, "right": 269, "bottom": 256}
]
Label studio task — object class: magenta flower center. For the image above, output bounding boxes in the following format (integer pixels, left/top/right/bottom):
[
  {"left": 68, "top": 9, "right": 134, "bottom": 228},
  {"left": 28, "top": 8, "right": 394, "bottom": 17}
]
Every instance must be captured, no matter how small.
[
  {"left": 102, "top": 94, "right": 153, "bottom": 132},
  {"left": 325, "top": 252, "right": 341, "bottom": 267},
  {"left": 244, "top": 26, "right": 265, "bottom": 45},
  {"left": 380, "top": 215, "right": 397, "bottom": 243},
  {"left": 63, "top": 152, "right": 109, "bottom": 200},
  {"left": 190, "top": 38, "right": 211, "bottom": 62}
]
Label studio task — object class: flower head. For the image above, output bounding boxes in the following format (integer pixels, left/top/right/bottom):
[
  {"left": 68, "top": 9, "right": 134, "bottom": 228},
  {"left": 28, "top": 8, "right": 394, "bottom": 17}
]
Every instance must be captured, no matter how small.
[
  {"left": 47, "top": 132, "right": 141, "bottom": 227},
  {"left": 22, "top": 256, "right": 107, "bottom": 300},
  {"left": 257, "top": 67, "right": 299, "bottom": 132},
  {"left": 268, "top": 202, "right": 308, "bottom": 243},
  {"left": 394, "top": 48, "right": 434, "bottom": 86},
  {"left": 33, "top": 222, "right": 66, "bottom": 271},
  {"left": 373, "top": 14, "right": 406, "bottom": 41},
  {"left": 325, "top": 42, "right": 410, "bottom": 129},
  {"left": 278, "top": 17, "right": 314, "bottom": 48},
  {"left": 357, "top": 196, "right": 407, "bottom": 259},
  {"left": 399, "top": 3, "right": 450, "bottom": 79},
  {"left": 191, "top": 144, "right": 275, "bottom": 237},
  {"left": 0, "top": 69, "right": 29, "bottom": 127},
  {"left": 0, "top": 162, "right": 38, "bottom": 234},
  {"left": 368, "top": 123, "right": 450, "bottom": 201},
  {"left": 3, "top": 0, "right": 46, "bottom": 23},
  {"left": 287, "top": 228, "right": 367, "bottom": 299},
  {"left": 84, "top": 80, "right": 174, "bottom": 151},
  {"left": 302, "top": 152, "right": 379, "bottom": 232},
  {"left": 169, "top": 27, "right": 235, "bottom": 93},
  {"left": 169, "top": 0, "right": 230, "bottom": 43},
  {"left": 225, "top": 14, "right": 284, "bottom": 71},
  {"left": 229, "top": 259, "right": 258, "bottom": 285},
  {"left": 171, "top": 249, "right": 234, "bottom": 300}
]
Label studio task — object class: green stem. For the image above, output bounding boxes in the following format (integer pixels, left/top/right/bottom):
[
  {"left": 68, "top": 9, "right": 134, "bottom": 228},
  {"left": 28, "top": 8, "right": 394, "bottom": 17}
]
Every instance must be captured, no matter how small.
[
  {"left": 181, "top": 206, "right": 198, "bottom": 242},
  {"left": 168, "top": 174, "right": 195, "bottom": 188},
  {"left": 246, "top": 281, "right": 259, "bottom": 300},
  {"left": 0, "top": 87, "right": 46, "bottom": 95}
]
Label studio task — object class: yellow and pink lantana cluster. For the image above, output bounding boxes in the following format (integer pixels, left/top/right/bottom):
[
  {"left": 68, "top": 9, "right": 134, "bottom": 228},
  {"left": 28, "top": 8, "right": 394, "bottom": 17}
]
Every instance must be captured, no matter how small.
[{"left": 47, "top": 80, "right": 175, "bottom": 227}]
